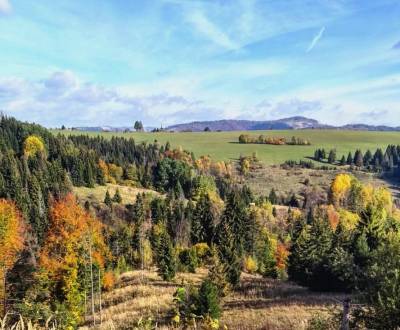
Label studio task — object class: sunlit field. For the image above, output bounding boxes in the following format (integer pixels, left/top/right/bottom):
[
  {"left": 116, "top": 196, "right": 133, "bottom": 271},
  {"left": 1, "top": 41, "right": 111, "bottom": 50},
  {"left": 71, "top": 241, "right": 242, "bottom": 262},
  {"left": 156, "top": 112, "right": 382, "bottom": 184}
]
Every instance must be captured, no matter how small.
[{"left": 54, "top": 129, "right": 400, "bottom": 165}]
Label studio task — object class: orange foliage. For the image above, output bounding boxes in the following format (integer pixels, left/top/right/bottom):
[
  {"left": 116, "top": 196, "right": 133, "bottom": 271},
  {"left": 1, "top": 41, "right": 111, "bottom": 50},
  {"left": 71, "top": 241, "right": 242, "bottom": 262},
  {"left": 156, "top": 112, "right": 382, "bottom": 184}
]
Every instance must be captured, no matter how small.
[
  {"left": 0, "top": 200, "right": 25, "bottom": 270},
  {"left": 326, "top": 204, "right": 340, "bottom": 231},
  {"left": 102, "top": 271, "right": 116, "bottom": 291},
  {"left": 40, "top": 194, "right": 109, "bottom": 280},
  {"left": 275, "top": 243, "right": 289, "bottom": 270}
]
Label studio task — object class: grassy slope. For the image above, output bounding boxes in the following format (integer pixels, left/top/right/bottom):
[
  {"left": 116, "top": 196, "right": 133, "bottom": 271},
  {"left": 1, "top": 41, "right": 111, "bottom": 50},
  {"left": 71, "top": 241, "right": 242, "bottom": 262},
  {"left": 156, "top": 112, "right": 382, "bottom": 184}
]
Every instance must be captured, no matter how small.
[
  {"left": 81, "top": 269, "right": 345, "bottom": 330},
  {"left": 53, "top": 129, "right": 400, "bottom": 165},
  {"left": 73, "top": 184, "right": 159, "bottom": 205}
]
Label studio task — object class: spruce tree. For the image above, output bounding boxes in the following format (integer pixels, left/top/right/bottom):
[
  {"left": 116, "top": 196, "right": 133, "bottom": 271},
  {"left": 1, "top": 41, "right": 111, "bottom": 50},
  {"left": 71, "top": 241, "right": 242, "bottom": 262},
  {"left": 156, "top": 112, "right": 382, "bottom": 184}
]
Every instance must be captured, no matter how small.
[
  {"left": 191, "top": 193, "right": 215, "bottom": 245},
  {"left": 104, "top": 190, "right": 112, "bottom": 207},
  {"left": 156, "top": 229, "right": 176, "bottom": 281},
  {"left": 215, "top": 219, "right": 241, "bottom": 287},
  {"left": 340, "top": 155, "right": 346, "bottom": 165},
  {"left": 328, "top": 149, "right": 336, "bottom": 164},
  {"left": 354, "top": 149, "right": 364, "bottom": 167},
  {"left": 346, "top": 152, "right": 353, "bottom": 165},
  {"left": 269, "top": 188, "right": 278, "bottom": 204},
  {"left": 113, "top": 188, "right": 122, "bottom": 203}
]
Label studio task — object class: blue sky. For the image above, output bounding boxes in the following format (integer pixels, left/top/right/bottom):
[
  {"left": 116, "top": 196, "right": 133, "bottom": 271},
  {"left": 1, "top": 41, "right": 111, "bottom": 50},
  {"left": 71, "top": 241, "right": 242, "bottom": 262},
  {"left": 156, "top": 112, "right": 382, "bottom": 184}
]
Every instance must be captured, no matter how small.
[{"left": 0, "top": 0, "right": 399, "bottom": 127}]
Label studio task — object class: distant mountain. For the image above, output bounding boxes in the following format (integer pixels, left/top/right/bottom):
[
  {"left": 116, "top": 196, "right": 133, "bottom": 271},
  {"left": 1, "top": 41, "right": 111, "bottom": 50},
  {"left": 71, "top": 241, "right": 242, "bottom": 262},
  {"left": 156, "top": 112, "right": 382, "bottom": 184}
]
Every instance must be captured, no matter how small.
[
  {"left": 69, "top": 117, "right": 400, "bottom": 133},
  {"left": 340, "top": 124, "right": 400, "bottom": 131},
  {"left": 166, "top": 116, "right": 331, "bottom": 132},
  {"left": 71, "top": 126, "right": 155, "bottom": 132}
]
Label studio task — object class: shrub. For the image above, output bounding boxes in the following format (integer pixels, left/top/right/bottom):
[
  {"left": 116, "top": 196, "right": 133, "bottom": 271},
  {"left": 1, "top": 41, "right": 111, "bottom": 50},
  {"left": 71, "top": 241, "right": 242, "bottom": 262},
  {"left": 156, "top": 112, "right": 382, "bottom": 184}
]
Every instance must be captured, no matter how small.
[{"left": 243, "top": 256, "right": 258, "bottom": 273}]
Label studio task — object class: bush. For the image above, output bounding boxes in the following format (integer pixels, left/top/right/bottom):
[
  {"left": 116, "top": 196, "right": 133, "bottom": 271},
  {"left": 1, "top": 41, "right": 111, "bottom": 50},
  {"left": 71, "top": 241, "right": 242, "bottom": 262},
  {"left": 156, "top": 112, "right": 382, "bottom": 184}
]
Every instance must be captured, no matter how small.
[
  {"left": 195, "top": 279, "right": 222, "bottom": 320},
  {"left": 243, "top": 256, "right": 258, "bottom": 273},
  {"left": 178, "top": 247, "right": 198, "bottom": 273}
]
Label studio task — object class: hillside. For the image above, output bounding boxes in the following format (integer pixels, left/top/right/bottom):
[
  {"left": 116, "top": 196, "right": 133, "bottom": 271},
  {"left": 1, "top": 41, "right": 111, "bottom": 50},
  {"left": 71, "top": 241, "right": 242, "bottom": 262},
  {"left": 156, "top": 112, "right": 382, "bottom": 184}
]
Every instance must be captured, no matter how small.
[
  {"left": 166, "top": 116, "right": 326, "bottom": 132},
  {"left": 166, "top": 116, "right": 400, "bottom": 132}
]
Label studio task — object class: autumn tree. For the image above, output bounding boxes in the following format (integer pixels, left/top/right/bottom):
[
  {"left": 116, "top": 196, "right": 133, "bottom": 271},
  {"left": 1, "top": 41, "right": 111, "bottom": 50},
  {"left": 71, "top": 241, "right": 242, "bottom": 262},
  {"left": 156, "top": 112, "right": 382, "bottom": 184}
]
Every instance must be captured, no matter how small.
[
  {"left": 0, "top": 200, "right": 25, "bottom": 316},
  {"left": 23, "top": 135, "right": 45, "bottom": 158},
  {"left": 39, "top": 194, "right": 109, "bottom": 328}
]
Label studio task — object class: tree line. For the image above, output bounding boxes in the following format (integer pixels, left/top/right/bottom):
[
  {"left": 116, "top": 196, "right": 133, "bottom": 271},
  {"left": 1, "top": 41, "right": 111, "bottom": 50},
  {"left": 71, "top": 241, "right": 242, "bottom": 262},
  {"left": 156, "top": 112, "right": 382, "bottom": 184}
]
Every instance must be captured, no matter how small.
[{"left": 238, "top": 134, "right": 311, "bottom": 145}]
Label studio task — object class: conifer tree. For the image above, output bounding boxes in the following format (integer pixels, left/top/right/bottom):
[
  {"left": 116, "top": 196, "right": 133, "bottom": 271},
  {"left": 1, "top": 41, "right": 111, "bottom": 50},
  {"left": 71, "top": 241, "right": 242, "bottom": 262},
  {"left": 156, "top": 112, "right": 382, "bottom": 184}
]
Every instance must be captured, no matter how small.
[
  {"left": 208, "top": 246, "right": 230, "bottom": 296},
  {"left": 156, "top": 228, "right": 176, "bottom": 281},
  {"left": 191, "top": 193, "right": 215, "bottom": 245},
  {"left": 104, "top": 190, "right": 112, "bottom": 207},
  {"left": 215, "top": 219, "right": 241, "bottom": 287},
  {"left": 347, "top": 152, "right": 353, "bottom": 165},
  {"left": 354, "top": 149, "right": 364, "bottom": 167},
  {"left": 113, "top": 188, "right": 122, "bottom": 203},
  {"left": 269, "top": 188, "right": 278, "bottom": 204},
  {"left": 340, "top": 155, "right": 346, "bottom": 165},
  {"left": 328, "top": 149, "right": 336, "bottom": 164}
]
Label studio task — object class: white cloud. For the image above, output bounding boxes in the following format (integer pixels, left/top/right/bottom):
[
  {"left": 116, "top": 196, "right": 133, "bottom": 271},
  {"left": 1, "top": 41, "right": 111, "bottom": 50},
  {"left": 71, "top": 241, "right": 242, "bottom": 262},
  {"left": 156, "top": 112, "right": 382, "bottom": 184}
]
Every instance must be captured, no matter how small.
[
  {"left": 0, "top": 0, "right": 11, "bottom": 14},
  {"left": 187, "top": 10, "right": 238, "bottom": 50},
  {"left": 306, "top": 26, "right": 325, "bottom": 52}
]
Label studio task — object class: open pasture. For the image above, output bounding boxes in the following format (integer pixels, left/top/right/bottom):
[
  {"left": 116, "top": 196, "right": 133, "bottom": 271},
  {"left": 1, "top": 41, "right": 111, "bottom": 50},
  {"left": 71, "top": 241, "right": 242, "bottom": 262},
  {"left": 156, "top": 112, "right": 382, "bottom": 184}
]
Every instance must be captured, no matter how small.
[{"left": 54, "top": 129, "right": 400, "bottom": 165}]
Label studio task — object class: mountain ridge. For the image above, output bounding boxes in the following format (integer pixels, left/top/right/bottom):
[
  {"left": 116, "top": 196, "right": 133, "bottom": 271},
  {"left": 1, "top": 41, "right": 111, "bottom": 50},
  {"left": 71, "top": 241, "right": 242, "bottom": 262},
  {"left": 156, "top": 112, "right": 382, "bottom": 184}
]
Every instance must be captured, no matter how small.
[{"left": 166, "top": 116, "right": 400, "bottom": 132}]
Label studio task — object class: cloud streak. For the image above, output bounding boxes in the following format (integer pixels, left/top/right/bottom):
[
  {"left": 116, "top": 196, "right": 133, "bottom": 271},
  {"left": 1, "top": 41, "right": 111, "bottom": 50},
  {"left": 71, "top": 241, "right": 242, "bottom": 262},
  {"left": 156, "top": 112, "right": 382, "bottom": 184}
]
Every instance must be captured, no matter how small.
[
  {"left": 307, "top": 26, "right": 325, "bottom": 52},
  {"left": 0, "top": 0, "right": 11, "bottom": 14},
  {"left": 187, "top": 10, "right": 238, "bottom": 50}
]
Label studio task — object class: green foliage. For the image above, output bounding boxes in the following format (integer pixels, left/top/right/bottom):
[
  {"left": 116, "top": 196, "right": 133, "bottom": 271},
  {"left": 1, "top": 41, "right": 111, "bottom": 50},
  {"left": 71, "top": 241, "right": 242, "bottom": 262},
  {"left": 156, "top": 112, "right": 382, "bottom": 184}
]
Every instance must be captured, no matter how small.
[
  {"left": 104, "top": 190, "right": 112, "bottom": 207},
  {"left": 156, "top": 228, "right": 176, "bottom": 281},
  {"left": 190, "top": 193, "right": 215, "bottom": 245},
  {"left": 178, "top": 247, "right": 198, "bottom": 273},
  {"left": 113, "top": 188, "right": 122, "bottom": 203}
]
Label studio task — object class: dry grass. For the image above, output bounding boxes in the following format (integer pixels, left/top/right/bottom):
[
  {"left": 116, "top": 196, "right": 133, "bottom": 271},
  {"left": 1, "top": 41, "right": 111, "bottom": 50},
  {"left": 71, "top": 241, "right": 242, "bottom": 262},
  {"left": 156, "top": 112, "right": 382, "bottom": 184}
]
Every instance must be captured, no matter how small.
[
  {"left": 73, "top": 184, "right": 159, "bottom": 205},
  {"left": 244, "top": 164, "right": 388, "bottom": 197},
  {"left": 80, "top": 269, "right": 346, "bottom": 330}
]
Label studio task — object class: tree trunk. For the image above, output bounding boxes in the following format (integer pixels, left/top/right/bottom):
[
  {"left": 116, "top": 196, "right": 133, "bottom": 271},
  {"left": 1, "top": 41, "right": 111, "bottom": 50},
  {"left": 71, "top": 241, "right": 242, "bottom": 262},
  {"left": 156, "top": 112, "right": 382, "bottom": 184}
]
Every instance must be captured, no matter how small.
[{"left": 341, "top": 298, "right": 351, "bottom": 330}]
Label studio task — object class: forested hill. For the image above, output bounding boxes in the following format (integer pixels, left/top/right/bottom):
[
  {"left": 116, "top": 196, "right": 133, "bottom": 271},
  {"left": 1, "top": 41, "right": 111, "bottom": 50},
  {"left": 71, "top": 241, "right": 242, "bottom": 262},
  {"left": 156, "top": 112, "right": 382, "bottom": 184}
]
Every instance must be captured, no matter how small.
[{"left": 166, "top": 116, "right": 400, "bottom": 132}]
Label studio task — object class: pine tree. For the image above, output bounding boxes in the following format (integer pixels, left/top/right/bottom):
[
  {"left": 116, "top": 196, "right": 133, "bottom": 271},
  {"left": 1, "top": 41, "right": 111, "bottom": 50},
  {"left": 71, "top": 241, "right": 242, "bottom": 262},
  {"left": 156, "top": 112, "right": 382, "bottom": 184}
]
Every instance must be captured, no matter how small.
[
  {"left": 113, "top": 188, "right": 122, "bottom": 203},
  {"left": 269, "top": 188, "right": 278, "bottom": 204},
  {"left": 156, "top": 229, "right": 176, "bottom": 281},
  {"left": 354, "top": 149, "right": 364, "bottom": 167},
  {"left": 195, "top": 279, "right": 221, "bottom": 320},
  {"left": 208, "top": 246, "right": 230, "bottom": 296},
  {"left": 104, "top": 190, "right": 112, "bottom": 207},
  {"left": 215, "top": 220, "right": 241, "bottom": 287},
  {"left": 328, "top": 149, "right": 336, "bottom": 164},
  {"left": 191, "top": 193, "right": 215, "bottom": 245},
  {"left": 363, "top": 150, "right": 372, "bottom": 166},
  {"left": 347, "top": 152, "right": 353, "bottom": 165},
  {"left": 340, "top": 155, "right": 346, "bottom": 165}
]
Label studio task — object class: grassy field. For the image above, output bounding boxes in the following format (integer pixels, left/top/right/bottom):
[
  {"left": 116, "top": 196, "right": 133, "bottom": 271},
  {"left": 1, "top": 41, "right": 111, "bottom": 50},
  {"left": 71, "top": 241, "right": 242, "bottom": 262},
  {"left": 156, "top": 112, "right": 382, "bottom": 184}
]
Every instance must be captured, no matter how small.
[
  {"left": 73, "top": 184, "right": 159, "bottom": 205},
  {"left": 54, "top": 129, "right": 400, "bottom": 165},
  {"left": 80, "top": 268, "right": 345, "bottom": 330}
]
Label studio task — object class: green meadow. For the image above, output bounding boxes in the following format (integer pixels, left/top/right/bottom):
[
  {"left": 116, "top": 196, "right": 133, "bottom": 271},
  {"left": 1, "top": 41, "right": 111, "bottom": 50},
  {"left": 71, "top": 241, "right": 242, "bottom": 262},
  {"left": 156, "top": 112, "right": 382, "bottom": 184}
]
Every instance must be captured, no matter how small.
[{"left": 53, "top": 129, "right": 400, "bottom": 165}]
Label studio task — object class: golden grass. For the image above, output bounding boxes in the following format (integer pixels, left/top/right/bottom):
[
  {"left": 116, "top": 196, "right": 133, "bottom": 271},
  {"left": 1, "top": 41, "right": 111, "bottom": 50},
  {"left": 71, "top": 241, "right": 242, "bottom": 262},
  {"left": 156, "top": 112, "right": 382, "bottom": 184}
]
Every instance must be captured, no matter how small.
[
  {"left": 73, "top": 184, "right": 159, "bottom": 205},
  {"left": 80, "top": 269, "right": 346, "bottom": 330}
]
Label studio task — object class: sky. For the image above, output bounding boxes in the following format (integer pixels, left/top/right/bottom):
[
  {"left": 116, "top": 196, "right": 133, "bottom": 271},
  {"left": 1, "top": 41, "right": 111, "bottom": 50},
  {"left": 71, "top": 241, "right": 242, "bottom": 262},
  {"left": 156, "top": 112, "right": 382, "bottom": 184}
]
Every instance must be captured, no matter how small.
[{"left": 0, "top": 0, "right": 399, "bottom": 127}]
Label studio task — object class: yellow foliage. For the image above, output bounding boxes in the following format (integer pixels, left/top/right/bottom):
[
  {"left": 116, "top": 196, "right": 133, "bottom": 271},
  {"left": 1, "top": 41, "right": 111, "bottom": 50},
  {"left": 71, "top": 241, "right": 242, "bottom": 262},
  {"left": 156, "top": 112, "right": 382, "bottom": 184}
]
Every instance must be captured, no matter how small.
[
  {"left": 193, "top": 242, "right": 210, "bottom": 259},
  {"left": 243, "top": 256, "right": 258, "bottom": 273},
  {"left": 338, "top": 209, "right": 360, "bottom": 231},
  {"left": 23, "top": 135, "right": 45, "bottom": 158},
  {"left": 330, "top": 173, "right": 352, "bottom": 205},
  {"left": 0, "top": 200, "right": 25, "bottom": 308},
  {"left": 373, "top": 187, "right": 392, "bottom": 214}
]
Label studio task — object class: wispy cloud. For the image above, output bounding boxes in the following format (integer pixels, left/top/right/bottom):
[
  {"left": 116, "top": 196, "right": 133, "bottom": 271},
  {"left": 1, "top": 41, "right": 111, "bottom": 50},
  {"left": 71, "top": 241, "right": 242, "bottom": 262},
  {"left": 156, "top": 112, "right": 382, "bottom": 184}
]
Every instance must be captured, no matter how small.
[
  {"left": 187, "top": 10, "right": 238, "bottom": 50},
  {"left": 0, "top": 0, "right": 11, "bottom": 14},
  {"left": 306, "top": 26, "right": 325, "bottom": 52}
]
